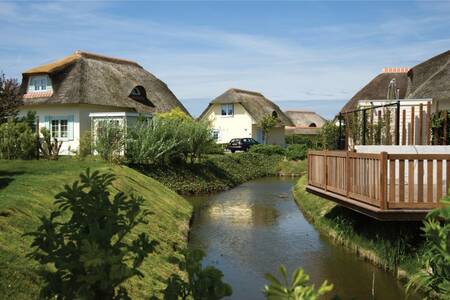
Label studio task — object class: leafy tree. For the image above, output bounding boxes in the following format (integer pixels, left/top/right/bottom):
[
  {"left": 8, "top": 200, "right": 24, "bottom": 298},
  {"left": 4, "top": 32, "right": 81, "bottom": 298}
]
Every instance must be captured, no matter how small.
[
  {"left": 158, "top": 107, "right": 192, "bottom": 122},
  {"left": 406, "top": 199, "right": 450, "bottom": 298},
  {"left": 0, "top": 72, "right": 22, "bottom": 123},
  {"left": 264, "top": 265, "right": 333, "bottom": 300},
  {"left": 260, "top": 114, "right": 279, "bottom": 144},
  {"left": 159, "top": 248, "right": 232, "bottom": 300},
  {"left": 25, "top": 169, "right": 158, "bottom": 299}
]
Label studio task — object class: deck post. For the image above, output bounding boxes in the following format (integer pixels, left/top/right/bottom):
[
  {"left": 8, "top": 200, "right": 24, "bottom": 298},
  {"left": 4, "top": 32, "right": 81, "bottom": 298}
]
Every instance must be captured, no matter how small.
[
  {"left": 379, "top": 152, "right": 388, "bottom": 210},
  {"left": 324, "top": 150, "right": 328, "bottom": 191},
  {"left": 346, "top": 151, "right": 350, "bottom": 197}
]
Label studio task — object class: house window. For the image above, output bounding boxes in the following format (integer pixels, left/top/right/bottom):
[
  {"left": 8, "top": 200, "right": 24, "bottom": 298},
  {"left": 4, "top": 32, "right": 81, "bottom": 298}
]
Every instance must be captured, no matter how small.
[
  {"left": 221, "top": 103, "right": 234, "bottom": 116},
  {"left": 51, "top": 119, "right": 68, "bottom": 138},
  {"left": 130, "top": 87, "right": 141, "bottom": 96},
  {"left": 28, "top": 75, "right": 52, "bottom": 92},
  {"left": 212, "top": 129, "right": 219, "bottom": 140}
]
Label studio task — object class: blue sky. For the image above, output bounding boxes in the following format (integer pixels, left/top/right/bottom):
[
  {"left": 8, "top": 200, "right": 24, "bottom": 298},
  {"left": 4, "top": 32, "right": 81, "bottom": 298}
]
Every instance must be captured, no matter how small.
[{"left": 1, "top": 1, "right": 450, "bottom": 118}]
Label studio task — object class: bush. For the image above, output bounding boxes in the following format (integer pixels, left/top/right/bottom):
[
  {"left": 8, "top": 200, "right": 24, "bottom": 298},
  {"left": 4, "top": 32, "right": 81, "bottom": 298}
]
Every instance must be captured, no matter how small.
[
  {"left": 25, "top": 169, "right": 157, "bottom": 299},
  {"left": 0, "top": 120, "right": 36, "bottom": 159},
  {"left": 249, "top": 144, "right": 286, "bottom": 156},
  {"left": 318, "top": 121, "right": 340, "bottom": 150},
  {"left": 159, "top": 249, "right": 232, "bottom": 300},
  {"left": 264, "top": 265, "right": 333, "bottom": 300},
  {"left": 285, "top": 134, "right": 320, "bottom": 148},
  {"left": 78, "top": 130, "right": 92, "bottom": 158},
  {"left": 39, "top": 128, "right": 63, "bottom": 160},
  {"left": 406, "top": 198, "right": 450, "bottom": 298},
  {"left": 286, "top": 144, "right": 308, "bottom": 161},
  {"left": 94, "top": 121, "right": 125, "bottom": 163}
]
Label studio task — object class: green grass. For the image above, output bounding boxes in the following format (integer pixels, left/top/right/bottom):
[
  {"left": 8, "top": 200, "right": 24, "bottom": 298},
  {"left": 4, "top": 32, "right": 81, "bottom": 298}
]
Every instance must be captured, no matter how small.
[
  {"left": 0, "top": 158, "right": 192, "bottom": 299},
  {"left": 277, "top": 160, "right": 307, "bottom": 176},
  {"left": 136, "top": 153, "right": 283, "bottom": 194},
  {"left": 293, "top": 175, "right": 424, "bottom": 278}
]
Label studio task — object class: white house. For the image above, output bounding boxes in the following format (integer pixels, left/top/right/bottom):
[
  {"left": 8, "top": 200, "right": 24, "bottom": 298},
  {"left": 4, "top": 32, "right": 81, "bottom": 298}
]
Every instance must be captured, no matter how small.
[
  {"left": 18, "top": 51, "right": 189, "bottom": 154},
  {"left": 199, "top": 88, "right": 294, "bottom": 146}
]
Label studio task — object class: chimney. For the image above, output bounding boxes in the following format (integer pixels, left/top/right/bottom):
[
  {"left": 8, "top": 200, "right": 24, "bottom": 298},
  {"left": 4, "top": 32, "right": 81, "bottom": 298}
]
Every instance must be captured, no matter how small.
[{"left": 382, "top": 67, "right": 410, "bottom": 73}]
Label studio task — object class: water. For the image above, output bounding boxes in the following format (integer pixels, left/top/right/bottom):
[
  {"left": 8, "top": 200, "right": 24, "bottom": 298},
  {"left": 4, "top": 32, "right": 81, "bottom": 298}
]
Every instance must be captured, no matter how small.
[{"left": 188, "top": 177, "right": 420, "bottom": 300}]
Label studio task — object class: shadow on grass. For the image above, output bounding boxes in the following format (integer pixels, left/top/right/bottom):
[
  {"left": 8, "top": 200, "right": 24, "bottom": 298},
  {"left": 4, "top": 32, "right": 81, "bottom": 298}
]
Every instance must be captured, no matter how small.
[{"left": 0, "top": 171, "right": 24, "bottom": 191}]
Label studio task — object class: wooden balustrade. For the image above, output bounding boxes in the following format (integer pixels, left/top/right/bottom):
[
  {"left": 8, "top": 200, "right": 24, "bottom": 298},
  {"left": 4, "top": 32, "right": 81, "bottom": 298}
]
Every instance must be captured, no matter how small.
[{"left": 307, "top": 150, "right": 450, "bottom": 212}]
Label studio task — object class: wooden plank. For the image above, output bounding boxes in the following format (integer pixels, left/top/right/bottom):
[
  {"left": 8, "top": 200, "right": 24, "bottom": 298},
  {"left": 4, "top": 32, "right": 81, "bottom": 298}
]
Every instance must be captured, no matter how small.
[
  {"left": 447, "top": 160, "right": 450, "bottom": 196},
  {"left": 387, "top": 202, "right": 439, "bottom": 209},
  {"left": 402, "top": 109, "right": 406, "bottom": 145},
  {"left": 418, "top": 103, "right": 423, "bottom": 145},
  {"left": 410, "top": 106, "right": 415, "bottom": 145},
  {"left": 389, "top": 154, "right": 450, "bottom": 160},
  {"left": 399, "top": 159, "right": 405, "bottom": 203},
  {"left": 437, "top": 160, "right": 443, "bottom": 201},
  {"left": 427, "top": 159, "right": 433, "bottom": 203},
  {"left": 348, "top": 152, "right": 381, "bottom": 159},
  {"left": 426, "top": 101, "right": 431, "bottom": 145},
  {"left": 324, "top": 151, "right": 328, "bottom": 191},
  {"left": 380, "top": 152, "right": 387, "bottom": 210},
  {"left": 418, "top": 159, "right": 424, "bottom": 202},
  {"left": 444, "top": 111, "right": 448, "bottom": 145},
  {"left": 408, "top": 159, "right": 414, "bottom": 203},
  {"left": 389, "top": 159, "right": 395, "bottom": 202}
]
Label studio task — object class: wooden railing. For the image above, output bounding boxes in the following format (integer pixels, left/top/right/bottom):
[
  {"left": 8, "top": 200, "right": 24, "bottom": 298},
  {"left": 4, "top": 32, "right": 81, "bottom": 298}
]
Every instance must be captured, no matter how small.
[{"left": 308, "top": 150, "right": 450, "bottom": 211}]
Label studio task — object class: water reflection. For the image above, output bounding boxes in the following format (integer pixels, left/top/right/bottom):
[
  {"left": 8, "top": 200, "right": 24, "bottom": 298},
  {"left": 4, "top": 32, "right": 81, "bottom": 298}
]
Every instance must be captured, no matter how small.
[{"left": 188, "top": 177, "right": 420, "bottom": 300}]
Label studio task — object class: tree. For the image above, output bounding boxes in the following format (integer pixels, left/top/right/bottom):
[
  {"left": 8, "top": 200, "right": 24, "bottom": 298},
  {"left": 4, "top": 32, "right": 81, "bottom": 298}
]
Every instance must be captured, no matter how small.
[
  {"left": 260, "top": 114, "right": 279, "bottom": 144},
  {"left": 264, "top": 265, "right": 333, "bottom": 300},
  {"left": 25, "top": 169, "right": 158, "bottom": 299},
  {"left": 159, "top": 248, "right": 232, "bottom": 300},
  {"left": 0, "top": 72, "right": 22, "bottom": 123},
  {"left": 406, "top": 198, "right": 450, "bottom": 298}
]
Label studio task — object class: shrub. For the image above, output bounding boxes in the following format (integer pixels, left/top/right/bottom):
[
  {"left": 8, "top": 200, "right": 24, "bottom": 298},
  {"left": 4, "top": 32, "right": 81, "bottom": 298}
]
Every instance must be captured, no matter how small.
[
  {"left": 39, "top": 128, "right": 63, "bottom": 160},
  {"left": 249, "top": 144, "right": 286, "bottom": 156},
  {"left": 318, "top": 121, "right": 339, "bottom": 150},
  {"left": 285, "top": 134, "right": 320, "bottom": 148},
  {"left": 182, "top": 120, "right": 217, "bottom": 162},
  {"left": 406, "top": 198, "right": 450, "bottom": 298},
  {"left": 0, "top": 120, "right": 36, "bottom": 159},
  {"left": 286, "top": 144, "right": 308, "bottom": 161},
  {"left": 94, "top": 121, "right": 125, "bottom": 163},
  {"left": 78, "top": 130, "right": 92, "bottom": 158},
  {"left": 264, "top": 265, "right": 333, "bottom": 300},
  {"left": 159, "top": 249, "right": 232, "bottom": 300},
  {"left": 25, "top": 169, "right": 157, "bottom": 299}
]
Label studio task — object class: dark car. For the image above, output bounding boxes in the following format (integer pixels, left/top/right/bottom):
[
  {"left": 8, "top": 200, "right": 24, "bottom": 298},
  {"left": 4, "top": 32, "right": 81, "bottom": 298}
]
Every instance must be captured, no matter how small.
[{"left": 226, "top": 138, "right": 259, "bottom": 153}]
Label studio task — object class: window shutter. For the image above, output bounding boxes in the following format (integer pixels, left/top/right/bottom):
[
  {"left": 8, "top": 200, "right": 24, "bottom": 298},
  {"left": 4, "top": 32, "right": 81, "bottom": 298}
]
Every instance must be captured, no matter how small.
[
  {"left": 67, "top": 115, "right": 74, "bottom": 140},
  {"left": 44, "top": 116, "right": 51, "bottom": 131}
]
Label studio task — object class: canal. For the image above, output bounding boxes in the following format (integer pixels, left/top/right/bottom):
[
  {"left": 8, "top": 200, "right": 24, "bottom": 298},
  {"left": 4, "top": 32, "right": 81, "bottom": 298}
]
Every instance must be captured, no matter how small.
[{"left": 188, "top": 177, "right": 419, "bottom": 300}]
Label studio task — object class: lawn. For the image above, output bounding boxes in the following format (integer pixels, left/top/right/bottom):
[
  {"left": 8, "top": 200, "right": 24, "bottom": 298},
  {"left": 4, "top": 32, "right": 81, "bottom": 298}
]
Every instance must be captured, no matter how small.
[{"left": 0, "top": 158, "right": 192, "bottom": 299}]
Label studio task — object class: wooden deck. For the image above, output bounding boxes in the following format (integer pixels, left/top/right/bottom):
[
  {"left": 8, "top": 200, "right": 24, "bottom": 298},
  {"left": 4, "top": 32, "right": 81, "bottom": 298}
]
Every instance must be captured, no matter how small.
[{"left": 307, "top": 150, "right": 450, "bottom": 220}]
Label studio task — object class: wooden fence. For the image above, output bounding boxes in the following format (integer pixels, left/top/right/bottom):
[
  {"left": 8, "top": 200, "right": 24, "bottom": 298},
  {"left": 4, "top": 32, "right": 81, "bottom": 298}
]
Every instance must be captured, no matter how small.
[{"left": 308, "top": 150, "right": 450, "bottom": 210}]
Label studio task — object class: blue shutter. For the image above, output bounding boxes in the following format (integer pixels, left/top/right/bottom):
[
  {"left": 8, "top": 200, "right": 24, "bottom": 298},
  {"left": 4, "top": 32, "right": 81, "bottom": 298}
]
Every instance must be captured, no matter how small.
[
  {"left": 44, "top": 116, "right": 51, "bottom": 131},
  {"left": 67, "top": 115, "right": 74, "bottom": 140}
]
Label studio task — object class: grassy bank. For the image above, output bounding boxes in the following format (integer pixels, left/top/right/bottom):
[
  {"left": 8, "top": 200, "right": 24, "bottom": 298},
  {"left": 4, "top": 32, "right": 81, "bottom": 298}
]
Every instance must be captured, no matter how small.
[
  {"left": 293, "top": 175, "right": 424, "bottom": 279},
  {"left": 136, "top": 153, "right": 284, "bottom": 195},
  {"left": 0, "top": 159, "right": 192, "bottom": 299}
]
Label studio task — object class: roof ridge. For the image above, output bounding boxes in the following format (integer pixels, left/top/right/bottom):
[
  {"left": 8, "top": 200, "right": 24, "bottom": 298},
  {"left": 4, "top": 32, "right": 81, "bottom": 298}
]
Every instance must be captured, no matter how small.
[
  {"left": 228, "top": 88, "right": 263, "bottom": 97},
  {"left": 76, "top": 51, "right": 142, "bottom": 68}
]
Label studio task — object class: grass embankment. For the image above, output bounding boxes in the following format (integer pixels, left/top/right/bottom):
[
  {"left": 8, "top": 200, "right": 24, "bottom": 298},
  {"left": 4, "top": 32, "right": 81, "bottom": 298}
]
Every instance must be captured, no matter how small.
[
  {"left": 0, "top": 159, "right": 192, "bottom": 299},
  {"left": 136, "top": 153, "right": 284, "bottom": 195},
  {"left": 293, "top": 175, "right": 425, "bottom": 280},
  {"left": 277, "top": 159, "right": 307, "bottom": 176}
]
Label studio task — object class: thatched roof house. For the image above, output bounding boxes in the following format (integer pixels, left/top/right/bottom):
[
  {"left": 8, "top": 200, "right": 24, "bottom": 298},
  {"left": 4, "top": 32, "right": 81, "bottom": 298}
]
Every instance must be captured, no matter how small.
[
  {"left": 200, "top": 88, "right": 293, "bottom": 126},
  {"left": 18, "top": 51, "right": 189, "bottom": 155},
  {"left": 284, "top": 110, "right": 327, "bottom": 135},
  {"left": 340, "top": 69, "right": 409, "bottom": 113},
  {"left": 20, "top": 50, "right": 189, "bottom": 115},
  {"left": 199, "top": 88, "right": 293, "bottom": 145}
]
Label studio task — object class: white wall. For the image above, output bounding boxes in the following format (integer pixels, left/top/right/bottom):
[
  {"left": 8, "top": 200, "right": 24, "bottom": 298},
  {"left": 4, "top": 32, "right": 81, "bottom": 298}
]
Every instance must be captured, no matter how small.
[
  {"left": 204, "top": 103, "right": 254, "bottom": 144},
  {"left": 19, "top": 104, "right": 130, "bottom": 155}
]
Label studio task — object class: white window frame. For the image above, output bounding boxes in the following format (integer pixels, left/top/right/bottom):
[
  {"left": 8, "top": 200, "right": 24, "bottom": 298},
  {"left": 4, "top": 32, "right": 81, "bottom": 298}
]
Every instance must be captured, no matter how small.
[
  {"left": 221, "top": 103, "right": 234, "bottom": 117},
  {"left": 28, "top": 75, "right": 52, "bottom": 92},
  {"left": 51, "top": 118, "right": 68, "bottom": 139}
]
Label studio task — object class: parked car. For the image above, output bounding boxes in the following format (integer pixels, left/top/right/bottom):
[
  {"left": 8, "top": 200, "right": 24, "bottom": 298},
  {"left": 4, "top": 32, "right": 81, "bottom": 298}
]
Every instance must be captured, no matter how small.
[{"left": 226, "top": 138, "right": 259, "bottom": 153}]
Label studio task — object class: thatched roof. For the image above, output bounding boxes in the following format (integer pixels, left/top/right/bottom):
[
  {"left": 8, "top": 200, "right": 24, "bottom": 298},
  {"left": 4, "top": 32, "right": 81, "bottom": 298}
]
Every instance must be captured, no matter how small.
[
  {"left": 20, "top": 51, "right": 189, "bottom": 115},
  {"left": 199, "top": 88, "right": 294, "bottom": 126},
  {"left": 406, "top": 50, "right": 450, "bottom": 101},
  {"left": 340, "top": 71, "right": 408, "bottom": 113},
  {"left": 284, "top": 110, "right": 326, "bottom": 127}
]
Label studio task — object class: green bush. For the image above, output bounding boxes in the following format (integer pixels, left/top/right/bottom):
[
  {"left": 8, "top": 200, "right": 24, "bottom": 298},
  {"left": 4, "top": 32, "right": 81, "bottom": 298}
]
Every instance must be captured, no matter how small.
[
  {"left": 318, "top": 121, "right": 340, "bottom": 150},
  {"left": 39, "top": 128, "right": 63, "bottom": 160},
  {"left": 286, "top": 144, "right": 308, "bottom": 160},
  {"left": 25, "top": 169, "right": 157, "bottom": 299},
  {"left": 249, "top": 144, "right": 286, "bottom": 156},
  {"left": 94, "top": 121, "right": 125, "bottom": 163},
  {"left": 0, "top": 120, "right": 36, "bottom": 159},
  {"left": 285, "top": 134, "right": 320, "bottom": 148},
  {"left": 77, "top": 130, "right": 92, "bottom": 158}
]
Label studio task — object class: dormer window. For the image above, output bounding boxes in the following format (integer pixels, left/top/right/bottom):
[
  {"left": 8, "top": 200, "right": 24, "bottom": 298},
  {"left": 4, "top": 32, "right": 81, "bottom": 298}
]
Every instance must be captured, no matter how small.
[
  {"left": 130, "top": 87, "right": 142, "bottom": 96},
  {"left": 28, "top": 75, "right": 52, "bottom": 92},
  {"left": 128, "top": 86, "right": 154, "bottom": 107}
]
